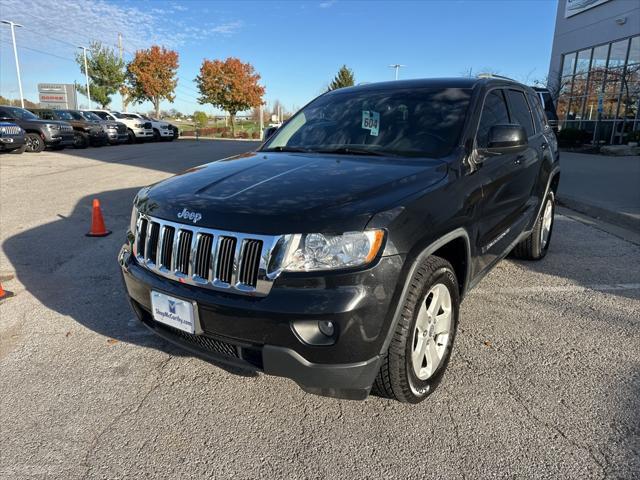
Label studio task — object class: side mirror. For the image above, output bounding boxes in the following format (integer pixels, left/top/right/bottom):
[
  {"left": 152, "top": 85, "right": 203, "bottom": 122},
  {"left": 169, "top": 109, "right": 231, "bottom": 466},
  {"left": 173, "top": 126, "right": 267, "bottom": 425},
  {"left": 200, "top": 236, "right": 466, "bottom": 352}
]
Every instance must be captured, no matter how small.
[
  {"left": 263, "top": 126, "right": 278, "bottom": 140},
  {"left": 486, "top": 124, "right": 528, "bottom": 152}
]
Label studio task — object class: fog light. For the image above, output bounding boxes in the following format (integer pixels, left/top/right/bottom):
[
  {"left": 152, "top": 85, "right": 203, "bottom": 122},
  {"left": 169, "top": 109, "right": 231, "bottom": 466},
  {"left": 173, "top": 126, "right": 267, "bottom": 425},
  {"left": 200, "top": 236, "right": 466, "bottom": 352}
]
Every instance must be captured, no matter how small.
[{"left": 318, "top": 320, "right": 335, "bottom": 337}]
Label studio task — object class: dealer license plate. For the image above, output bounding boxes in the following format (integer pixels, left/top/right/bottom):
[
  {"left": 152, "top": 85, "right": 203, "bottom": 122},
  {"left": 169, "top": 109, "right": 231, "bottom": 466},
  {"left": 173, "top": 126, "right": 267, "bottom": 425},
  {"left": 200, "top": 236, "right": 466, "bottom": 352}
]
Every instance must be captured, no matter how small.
[{"left": 150, "top": 291, "right": 196, "bottom": 334}]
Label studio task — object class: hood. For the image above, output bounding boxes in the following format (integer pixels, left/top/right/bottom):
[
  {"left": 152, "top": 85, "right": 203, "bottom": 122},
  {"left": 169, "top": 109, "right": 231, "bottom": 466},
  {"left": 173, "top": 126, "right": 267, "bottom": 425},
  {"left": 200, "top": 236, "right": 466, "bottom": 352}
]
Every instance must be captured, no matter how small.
[{"left": 136, "top": 151, "right": 448, "bottom": 234}]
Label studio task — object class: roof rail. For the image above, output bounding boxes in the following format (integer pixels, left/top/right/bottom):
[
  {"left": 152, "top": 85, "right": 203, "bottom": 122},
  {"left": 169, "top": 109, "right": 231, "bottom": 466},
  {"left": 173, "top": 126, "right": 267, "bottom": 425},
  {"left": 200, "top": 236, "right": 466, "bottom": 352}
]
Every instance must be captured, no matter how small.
[{"left": 477, "top": 73, "right": 517, "bottom": 82}]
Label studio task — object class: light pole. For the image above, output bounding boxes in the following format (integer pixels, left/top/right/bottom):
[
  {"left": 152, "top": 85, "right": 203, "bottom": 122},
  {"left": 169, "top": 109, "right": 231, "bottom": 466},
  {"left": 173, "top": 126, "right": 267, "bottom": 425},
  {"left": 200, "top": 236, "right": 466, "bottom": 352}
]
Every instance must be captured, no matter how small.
[
  {"left": 1, "top": 20, "right": 24, "bottom": 108},
  {"left": 78, "top": 46, "right": 91, "bottom": 105},
  {"left": 389, "top": 64, "right": 406, "bottom": 80}
]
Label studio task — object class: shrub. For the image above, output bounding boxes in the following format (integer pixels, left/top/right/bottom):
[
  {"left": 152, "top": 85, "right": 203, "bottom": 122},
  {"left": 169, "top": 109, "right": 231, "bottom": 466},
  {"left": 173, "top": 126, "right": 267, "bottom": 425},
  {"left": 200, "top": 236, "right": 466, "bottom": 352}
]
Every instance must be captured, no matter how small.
[
  {"left": 251, "top": 131, "right": 261, "bottom": 139},
  {"left": 237, "top": 131, "right": 249, "bottom": 139},
  {"left": 557, "top": 128, "right": 592, "bottom": 147}
]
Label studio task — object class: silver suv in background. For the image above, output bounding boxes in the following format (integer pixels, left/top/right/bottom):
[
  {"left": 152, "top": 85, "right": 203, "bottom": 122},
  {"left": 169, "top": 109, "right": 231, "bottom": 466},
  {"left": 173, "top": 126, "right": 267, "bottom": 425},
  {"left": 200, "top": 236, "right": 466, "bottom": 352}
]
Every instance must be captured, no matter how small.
[{"left": 90, "top": 110, "right": 153, "bottom": 143}]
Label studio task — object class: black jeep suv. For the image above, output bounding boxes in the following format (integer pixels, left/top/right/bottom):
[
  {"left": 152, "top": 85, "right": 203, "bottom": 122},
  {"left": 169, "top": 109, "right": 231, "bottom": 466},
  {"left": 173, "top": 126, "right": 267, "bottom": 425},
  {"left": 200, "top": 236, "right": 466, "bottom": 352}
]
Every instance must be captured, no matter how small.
[
  {"left": 119, "top": 77, "right": 559, "bottom": 403},
  {"left": 0, "top": 105, "right": 74, "bottom": 152}
]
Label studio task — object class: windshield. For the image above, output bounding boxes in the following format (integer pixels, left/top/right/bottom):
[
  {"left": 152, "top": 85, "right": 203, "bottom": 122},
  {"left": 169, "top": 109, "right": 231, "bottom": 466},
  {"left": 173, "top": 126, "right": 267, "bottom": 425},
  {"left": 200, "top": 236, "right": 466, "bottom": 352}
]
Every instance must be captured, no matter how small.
[
  {"left": 262, "top": 87, "right": 471, "bottom": 158},
  {"left": 53, "top": 110, "right": 74, "bottom": 121},
  {"left": 0, "top": 106, "right": 39, "bottom": 120},
  {"left": 80, "top": 111, "right": 102, "bottom": 121}
]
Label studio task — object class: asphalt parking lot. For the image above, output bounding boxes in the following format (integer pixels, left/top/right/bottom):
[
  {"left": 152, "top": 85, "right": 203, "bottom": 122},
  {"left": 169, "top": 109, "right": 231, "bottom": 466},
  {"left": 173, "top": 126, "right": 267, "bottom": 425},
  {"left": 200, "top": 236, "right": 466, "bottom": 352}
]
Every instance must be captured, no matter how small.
[{"left": 1, "top": 141, "right": 639, "bottom": 479}]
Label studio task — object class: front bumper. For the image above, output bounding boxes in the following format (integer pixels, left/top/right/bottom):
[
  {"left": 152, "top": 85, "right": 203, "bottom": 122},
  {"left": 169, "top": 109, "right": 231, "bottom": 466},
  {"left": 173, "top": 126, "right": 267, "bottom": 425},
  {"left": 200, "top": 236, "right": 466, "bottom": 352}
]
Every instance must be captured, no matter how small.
[
  {"left": 0, "top": 136, "right": 26, "bottom": 150},
  {"left": 45, "top": 132, "right": 74, "bottom": 147},
  {"left": 119, "top": 244, "right": 404, "bottom": 399},
  {"left": 133, "top": 128, "right": 154, "bottom": 139}
]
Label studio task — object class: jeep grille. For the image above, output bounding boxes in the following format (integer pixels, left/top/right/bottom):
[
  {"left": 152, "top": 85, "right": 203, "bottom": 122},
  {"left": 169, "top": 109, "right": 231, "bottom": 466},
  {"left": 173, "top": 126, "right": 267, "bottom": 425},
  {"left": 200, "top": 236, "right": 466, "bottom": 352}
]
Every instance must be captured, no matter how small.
[{"left": 132, "top": 214, "right": 280, "bottom": 296}]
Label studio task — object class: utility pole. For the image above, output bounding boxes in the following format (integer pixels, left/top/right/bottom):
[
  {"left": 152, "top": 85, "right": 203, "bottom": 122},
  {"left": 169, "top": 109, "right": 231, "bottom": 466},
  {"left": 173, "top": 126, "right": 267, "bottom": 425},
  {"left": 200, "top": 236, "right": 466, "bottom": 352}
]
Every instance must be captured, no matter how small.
[
  {"left": 259, "top": 104, "right": 264, "bottom": 140},
  {"left": 389, "top": 64, "right": 406, "bottom": 80},
  {"left": 1, "top": 20, "right": 24, "bottom": 108},
  {"left": 78, "top": 46, "right": 91, "bottom": 106}
]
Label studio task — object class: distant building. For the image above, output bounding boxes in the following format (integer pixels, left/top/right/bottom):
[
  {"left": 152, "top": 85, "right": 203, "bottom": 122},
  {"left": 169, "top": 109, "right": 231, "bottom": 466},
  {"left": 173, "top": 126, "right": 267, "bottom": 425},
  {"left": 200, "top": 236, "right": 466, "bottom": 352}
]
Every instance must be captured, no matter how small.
[{"left": 548, "top": 0, "right": 639, "bottom": 144}]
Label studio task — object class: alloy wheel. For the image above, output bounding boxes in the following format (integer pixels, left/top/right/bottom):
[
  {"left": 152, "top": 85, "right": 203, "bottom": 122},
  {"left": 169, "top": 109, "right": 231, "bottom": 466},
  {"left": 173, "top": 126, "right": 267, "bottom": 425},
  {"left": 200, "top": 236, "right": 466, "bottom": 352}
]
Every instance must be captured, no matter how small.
[{"left": 411, "top": 283, "right": 453, "bottom": 380}]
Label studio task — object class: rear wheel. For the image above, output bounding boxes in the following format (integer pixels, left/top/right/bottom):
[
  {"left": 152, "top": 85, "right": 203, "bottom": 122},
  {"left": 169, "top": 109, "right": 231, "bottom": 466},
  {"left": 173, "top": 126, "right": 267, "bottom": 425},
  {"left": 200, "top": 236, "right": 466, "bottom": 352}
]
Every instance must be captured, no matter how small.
[
  {"left": 25, "top": 133, "right": 45, "bottom": 153},
  {"left": 372, "top": 256, "right": 459, "bottom": 403},
  {"left": 511, "top": 191, "right": 555, "bottom": 260}
]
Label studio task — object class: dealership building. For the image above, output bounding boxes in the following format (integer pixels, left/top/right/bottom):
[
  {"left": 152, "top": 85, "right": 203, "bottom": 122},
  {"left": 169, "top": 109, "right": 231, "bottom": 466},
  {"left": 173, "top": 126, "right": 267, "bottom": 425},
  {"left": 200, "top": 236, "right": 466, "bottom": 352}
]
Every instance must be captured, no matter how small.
[{"left": 548, "top": 0, "right": 640, "bottom": 144}]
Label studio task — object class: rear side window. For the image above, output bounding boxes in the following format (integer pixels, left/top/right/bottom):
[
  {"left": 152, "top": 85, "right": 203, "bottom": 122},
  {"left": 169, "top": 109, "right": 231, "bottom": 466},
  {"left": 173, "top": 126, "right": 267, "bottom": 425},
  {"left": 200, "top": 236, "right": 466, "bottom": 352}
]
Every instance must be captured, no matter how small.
[
  {"left": 506, "top": 90, "right": 535, "bottom": 137},
  {"left": 477, "top": 89, "right": 510, "bottom": 148},
  {"left": 526, "top": 92, "right": 546, "bottom": 131}
]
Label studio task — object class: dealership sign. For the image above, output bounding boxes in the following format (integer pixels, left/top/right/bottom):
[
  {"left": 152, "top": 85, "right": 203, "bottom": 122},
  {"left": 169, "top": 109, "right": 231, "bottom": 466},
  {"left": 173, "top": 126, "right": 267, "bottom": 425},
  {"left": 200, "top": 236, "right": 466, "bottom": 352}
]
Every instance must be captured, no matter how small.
[
  {"left": 565, "top": 0, "right": 612, "bottom": 18},
  {"left": 37, "top": 83, "right": 78, "bottom": 109}
]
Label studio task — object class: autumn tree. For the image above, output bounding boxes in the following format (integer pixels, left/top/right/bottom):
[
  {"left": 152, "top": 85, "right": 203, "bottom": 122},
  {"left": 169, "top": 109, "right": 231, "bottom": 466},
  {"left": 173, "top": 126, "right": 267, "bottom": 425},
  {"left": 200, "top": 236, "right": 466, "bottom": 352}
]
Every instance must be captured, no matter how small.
[
  {"left": 126, "top": 45, "right": 179, "bottom": 117},
  {"left": 75, "top": 41, "right": 126, "bottom": 108},
  {"left": 195, "top": 57, "right": 265, "bottom": 135},
  {"left": 327, "top": 65, "right": 355, "bottom": 91}
]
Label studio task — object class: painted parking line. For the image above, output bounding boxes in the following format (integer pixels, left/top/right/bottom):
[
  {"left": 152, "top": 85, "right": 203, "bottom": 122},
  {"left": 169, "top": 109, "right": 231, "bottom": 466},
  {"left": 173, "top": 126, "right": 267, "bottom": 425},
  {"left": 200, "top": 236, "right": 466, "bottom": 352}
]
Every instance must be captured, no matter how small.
[{"left": 473, "top": 283, "right": 640, "bottom": 295}]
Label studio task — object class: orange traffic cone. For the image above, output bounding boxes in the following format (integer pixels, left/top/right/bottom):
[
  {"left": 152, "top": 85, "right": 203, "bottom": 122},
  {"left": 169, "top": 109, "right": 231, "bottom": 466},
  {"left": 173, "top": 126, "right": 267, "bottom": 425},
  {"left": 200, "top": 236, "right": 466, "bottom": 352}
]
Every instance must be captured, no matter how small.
[
  {"left": 0, "top": 283, "right": 14, "bottom": 301},
  {"left": 86, "top": 198, "right": 112, "bottom": 237}
]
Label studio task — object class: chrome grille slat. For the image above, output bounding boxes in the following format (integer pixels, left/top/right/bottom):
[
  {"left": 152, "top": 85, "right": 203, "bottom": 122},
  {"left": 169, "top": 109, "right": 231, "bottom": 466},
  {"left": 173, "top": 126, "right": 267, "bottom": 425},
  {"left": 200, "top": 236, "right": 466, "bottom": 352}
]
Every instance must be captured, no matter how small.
[{"left": 132, "top": 213, "right": 280, "bottom": 297}]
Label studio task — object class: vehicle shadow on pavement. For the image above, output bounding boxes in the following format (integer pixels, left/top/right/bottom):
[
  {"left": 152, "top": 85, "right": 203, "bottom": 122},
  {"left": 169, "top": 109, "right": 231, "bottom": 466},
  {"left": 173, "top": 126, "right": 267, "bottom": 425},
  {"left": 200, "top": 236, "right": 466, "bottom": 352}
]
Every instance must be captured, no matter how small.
[{"left": 2, "top": 185, "right": 257, "bottom": 378}]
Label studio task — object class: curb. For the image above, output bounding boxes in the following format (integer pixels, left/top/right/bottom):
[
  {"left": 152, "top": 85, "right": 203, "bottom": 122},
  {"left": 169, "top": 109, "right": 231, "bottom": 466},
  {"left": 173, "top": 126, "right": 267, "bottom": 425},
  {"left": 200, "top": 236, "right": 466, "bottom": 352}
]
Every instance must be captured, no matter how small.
[{"left": 557, "top": 196, "right": 640, "bottom": 232}]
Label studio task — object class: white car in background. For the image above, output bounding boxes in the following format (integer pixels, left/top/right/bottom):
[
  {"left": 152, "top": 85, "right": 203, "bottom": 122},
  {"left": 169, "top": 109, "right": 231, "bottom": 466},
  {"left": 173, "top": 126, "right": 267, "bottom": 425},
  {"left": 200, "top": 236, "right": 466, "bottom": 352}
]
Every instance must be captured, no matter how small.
[
  {"left": 128, "top": 113, "right": 174, "bottom": 141},
  {"left": 89, "top": 110, "right": 153, "bottom": 143}
]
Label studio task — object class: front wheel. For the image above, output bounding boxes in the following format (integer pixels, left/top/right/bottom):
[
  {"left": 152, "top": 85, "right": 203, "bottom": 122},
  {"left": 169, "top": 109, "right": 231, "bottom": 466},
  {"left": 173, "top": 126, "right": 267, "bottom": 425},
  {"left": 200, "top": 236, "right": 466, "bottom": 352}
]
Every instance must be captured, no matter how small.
[
  {"left": 511, "top": 191, "right": 555, "bottom": 260},
  {"left": 127, "top": 129, "right": 136, "bottom": 144},
  {"left": 9, "top": 144, "right": 27, "bottom": 154},
  {"left": 73, "top": 131, "right": 89, "bottom": 149},
  {"left": 372, "top": 256, "right": 459, "bottom": 403},
  {"left": 25, "top": 133, "right": 45, "bottom": 153}
]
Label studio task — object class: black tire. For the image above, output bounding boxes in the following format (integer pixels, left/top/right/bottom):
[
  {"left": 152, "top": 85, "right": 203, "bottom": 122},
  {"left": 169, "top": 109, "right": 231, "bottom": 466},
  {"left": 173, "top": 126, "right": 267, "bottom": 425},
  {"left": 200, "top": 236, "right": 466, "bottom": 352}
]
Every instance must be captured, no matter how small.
[
  {"left": 372, "top": 256, "right": 460, "bottom": 403},
  {"left": 73, "top": 131, "right": 89, "bottom": 149},
  {"left": 152, "top": 128, "right": 161, "bottom": 142},
  {"left": 511, "top": 191, "right": 555, "bottom": 261},
  {"left": 25, "top": 133, "right": 45, "bottom": 153},
  {"left": 127, "top": 129, "right": 136, "bottom": 144},
  {"left": 9, "top": 144, "right": 27, "bottom": 154}
]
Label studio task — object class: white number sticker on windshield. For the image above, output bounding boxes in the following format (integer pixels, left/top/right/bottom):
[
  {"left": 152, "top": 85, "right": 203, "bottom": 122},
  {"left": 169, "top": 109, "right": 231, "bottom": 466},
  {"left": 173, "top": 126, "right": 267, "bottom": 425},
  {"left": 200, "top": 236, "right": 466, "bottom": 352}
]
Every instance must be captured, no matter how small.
[{"left": 361, "top": 110, "right": 380, "bottom": 136}]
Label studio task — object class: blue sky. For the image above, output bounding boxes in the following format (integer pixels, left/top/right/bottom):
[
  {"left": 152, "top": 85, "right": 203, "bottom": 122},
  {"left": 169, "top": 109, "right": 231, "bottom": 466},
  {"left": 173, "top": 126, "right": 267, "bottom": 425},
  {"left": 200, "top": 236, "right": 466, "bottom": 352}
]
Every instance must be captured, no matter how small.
[{"left": 0, "top": 0, "right": 559, "bottom": 115}]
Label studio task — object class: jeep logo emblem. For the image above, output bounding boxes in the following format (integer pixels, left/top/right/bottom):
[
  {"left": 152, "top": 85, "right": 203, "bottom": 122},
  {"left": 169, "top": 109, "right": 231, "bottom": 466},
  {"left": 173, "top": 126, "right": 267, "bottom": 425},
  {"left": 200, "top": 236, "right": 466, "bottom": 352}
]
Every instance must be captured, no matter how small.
[{"left": 177, "top": 208, "right": 202, "bottom": 224}]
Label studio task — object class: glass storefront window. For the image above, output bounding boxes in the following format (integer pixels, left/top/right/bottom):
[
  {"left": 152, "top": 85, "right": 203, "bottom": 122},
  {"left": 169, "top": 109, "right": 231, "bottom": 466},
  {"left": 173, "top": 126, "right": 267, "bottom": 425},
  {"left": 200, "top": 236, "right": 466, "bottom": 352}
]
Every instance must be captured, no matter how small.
[
  {"left": 557, "top": 36, "right": 639, "bottom": 143},
  {"left": 561, "top": 52, "right": 577, "bottom": 77},
  {"left": 608, "top": 39, "right": 629, "bottom": 68},
  {"left": 576, "top": 48, "right": 592, "bottom": 74},
  {"left": 629, "top": 36, "right": 640, "bottom": 65},
  {"left": 592, "top": 44, "right": 609, "bottom": 69}
]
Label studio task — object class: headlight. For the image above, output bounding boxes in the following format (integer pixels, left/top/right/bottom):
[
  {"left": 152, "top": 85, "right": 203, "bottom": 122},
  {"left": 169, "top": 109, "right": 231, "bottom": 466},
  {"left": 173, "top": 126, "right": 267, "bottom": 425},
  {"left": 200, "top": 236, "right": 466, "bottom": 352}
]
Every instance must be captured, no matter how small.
[
  {"left": 278, "top": 230, "right": 384, "bottom": 272},
  {"left": 129, "top": 206, "right": 138, "bottom": 234},
  {"left": 46, "top": 123, "right": 61, "bottom": 131},
  {"left": 135, "top": 123, "right": 144, "bottom": 128}
]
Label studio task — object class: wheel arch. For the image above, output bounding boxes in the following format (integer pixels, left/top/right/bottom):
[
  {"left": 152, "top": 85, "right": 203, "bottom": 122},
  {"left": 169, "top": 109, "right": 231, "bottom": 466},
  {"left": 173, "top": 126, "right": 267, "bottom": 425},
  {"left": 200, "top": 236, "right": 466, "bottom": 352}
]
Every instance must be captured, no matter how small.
[{"left": 379, "top": 228, "right": 471, "bottom": 356}]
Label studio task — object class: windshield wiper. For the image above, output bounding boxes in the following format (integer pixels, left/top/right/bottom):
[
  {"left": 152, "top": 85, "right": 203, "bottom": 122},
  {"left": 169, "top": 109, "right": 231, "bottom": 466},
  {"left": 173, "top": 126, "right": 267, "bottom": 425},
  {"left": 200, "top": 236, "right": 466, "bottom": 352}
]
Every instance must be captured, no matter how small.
[
  {"left": 315, "top": 147, "right": 394, "bottom": 157},
  {"left": 262, "top": 146, "right": 311, "bottom": 153}
]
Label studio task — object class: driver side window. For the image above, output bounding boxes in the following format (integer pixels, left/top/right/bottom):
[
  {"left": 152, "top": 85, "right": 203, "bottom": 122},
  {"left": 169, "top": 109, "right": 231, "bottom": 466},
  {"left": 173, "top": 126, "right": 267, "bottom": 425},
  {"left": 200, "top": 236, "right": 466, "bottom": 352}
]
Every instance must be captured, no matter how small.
[{"left": 477, "top": 90, "right": 510, "bottom": 148}]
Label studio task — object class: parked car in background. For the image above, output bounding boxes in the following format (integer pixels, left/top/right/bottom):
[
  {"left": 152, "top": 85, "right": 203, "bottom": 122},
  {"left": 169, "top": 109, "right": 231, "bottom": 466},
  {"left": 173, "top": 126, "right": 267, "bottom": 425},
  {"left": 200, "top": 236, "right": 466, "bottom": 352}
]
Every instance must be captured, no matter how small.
[
  {"left": 90, "top": 110, "right": 154, "bottom": 143},
  {"left": 129, "top": 113, "right": 175, "bottom": 141},
  {"left": 0, "top": 105, "right": 74, "bottom": 152},
  {"left": 533, "top": 87, "right": 559, "bottom": 132},
  {"left": 0, "top": 121, "right": 26, "bottom": 154},
  {"left": 79, "top": 110, "right": 128, "bottom": 145},
  {"left": 30, "top": 108, "right": 108, "bottom": 149}
]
